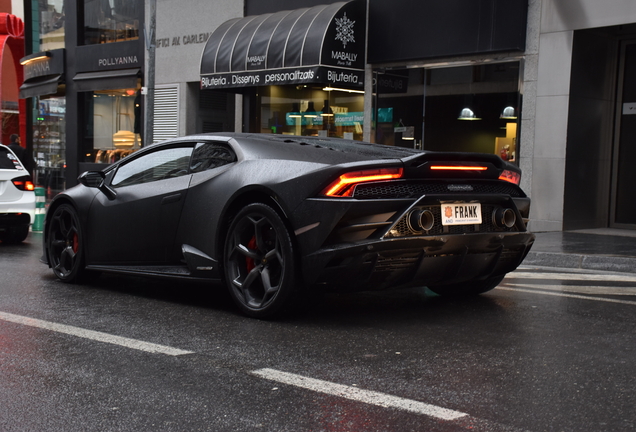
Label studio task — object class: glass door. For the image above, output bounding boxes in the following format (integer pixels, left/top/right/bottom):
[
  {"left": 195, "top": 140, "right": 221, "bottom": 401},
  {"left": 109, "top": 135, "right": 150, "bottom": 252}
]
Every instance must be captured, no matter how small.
[{"left": 611, "top": 41, "right": 636, "bottom": 228}]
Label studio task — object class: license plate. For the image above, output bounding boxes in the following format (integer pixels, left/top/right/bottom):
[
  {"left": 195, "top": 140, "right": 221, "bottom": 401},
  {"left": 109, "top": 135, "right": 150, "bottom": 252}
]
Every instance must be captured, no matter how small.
[{"left": 441, "top": 203, "right": 482, "bottom": 226}]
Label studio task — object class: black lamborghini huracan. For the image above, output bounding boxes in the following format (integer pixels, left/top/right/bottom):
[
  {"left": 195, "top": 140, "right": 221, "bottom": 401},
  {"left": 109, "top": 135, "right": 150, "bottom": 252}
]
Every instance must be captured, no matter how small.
[{"left": 43, "top": 133, "right": 534, "bottom": 317}]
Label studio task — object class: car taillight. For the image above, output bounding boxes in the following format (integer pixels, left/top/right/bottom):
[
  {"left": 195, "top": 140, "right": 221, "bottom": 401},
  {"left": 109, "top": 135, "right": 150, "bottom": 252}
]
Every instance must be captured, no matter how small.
[
  {"left": 499, "top": 169, "right": 521, "bottom": 185},
  {"left": 322, "top": 167, "right": 404, "bottom": 197},
  {"left": 12, "top": 176, "right": 35, "bottom": 191},
  {"left": 430, "top": 165, "right": 488, "bottom": 171}
]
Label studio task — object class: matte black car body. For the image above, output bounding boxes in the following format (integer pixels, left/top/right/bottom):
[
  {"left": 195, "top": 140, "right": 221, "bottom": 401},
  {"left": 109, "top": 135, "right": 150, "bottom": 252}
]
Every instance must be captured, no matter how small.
[{"left": 43, "top": 133, "right": 534, "bottom": 317}]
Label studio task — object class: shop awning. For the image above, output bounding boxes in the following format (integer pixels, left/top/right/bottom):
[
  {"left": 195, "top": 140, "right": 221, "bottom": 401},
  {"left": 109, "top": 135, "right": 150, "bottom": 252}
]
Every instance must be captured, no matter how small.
[
  {"left": 73, "top": 68, "right": 140, "bottom": 92},
  {"left": 200, "top": 1, "right": 365, "bottom": 90},
  {"left": 19, "top": 74, "right": 63, "bottom": 99}
]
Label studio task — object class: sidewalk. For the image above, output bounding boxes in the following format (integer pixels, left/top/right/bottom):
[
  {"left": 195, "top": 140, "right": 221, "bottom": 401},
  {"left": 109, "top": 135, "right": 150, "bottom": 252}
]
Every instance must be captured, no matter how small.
[{"left": 523, "top": 228, "right": 636, "bottom": 274}]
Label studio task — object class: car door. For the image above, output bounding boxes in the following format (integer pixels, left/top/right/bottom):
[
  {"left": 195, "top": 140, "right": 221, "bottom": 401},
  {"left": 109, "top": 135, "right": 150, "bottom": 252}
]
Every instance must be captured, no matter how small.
[
  {"left": 173, "top": 141, "right": 238, "bottom": 257},
  {"left": 86, "top": 143, "right": 195, "bottom": 265}
]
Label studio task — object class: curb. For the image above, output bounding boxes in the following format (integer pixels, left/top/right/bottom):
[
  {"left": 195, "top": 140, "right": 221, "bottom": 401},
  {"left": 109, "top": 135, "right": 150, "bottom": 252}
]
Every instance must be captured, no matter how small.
[{"left": 523, "top": 251, "right": 636, "bottom": 274}]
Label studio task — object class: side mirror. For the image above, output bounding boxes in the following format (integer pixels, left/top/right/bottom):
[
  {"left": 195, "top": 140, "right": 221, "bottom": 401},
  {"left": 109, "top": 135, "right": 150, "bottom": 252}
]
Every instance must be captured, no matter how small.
[
  {"left": 78, "top": 171, "right": 105, "bottom": 188},
  {"left": 78, "top": 171, "right": 116, "bottom": 200}
]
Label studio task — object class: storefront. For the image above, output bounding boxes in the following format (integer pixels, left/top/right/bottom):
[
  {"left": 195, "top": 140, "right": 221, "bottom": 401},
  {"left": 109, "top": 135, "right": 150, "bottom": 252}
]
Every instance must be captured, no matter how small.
[
  {"left": 73, "top": 40, "right": 143, "bottom": 171},
  {"left": 202, "top": 0, "right": 527, "bottom": 162},
  {"left": 373, "top": 62, "right": 521, "bottom": 159},
  {"left": 20, "top": 48, "right": 66, "bottom": 199},
  {"left": 366, "top": 0, "right": 526, "bottom": 158},
  {"left": 21, "top": 0, "right": 144, "bottom": 201},
  {"left": 200, "top": 1, "right": 366, "bottom": 140}
]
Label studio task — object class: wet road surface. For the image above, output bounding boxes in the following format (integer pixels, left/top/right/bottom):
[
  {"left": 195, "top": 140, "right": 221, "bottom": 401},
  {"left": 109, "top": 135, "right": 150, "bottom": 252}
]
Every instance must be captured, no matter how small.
[{"left": 1, "top": 233, "right": 635, "bottom": 431}]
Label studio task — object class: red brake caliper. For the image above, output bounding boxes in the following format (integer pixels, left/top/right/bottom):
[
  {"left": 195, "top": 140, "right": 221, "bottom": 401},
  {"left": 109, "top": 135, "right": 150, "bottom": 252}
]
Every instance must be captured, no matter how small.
[
  {"left": 246, "top": 236, "right": 257, "bottom": 272},
  {"left": 72, "top": 232, "right": 79, "bottom": 254}
]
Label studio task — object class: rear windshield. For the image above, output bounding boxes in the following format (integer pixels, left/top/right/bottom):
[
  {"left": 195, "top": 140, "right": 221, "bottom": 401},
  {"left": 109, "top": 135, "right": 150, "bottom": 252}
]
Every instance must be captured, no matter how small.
[{"left": 0, "top": 148, "right": 22, "bottom": 170}]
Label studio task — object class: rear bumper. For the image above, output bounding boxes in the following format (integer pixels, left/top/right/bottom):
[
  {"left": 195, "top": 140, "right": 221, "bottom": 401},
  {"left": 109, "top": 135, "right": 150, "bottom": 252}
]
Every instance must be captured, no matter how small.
[
  {"left": 0, "top": 192, "right": 36, "bottom": 229},
  {"left": 301, "top": 231, "right": 535, "bottom": 292},
  {"left": 0, "top": 212, "right": 33, "bottom": 230}
]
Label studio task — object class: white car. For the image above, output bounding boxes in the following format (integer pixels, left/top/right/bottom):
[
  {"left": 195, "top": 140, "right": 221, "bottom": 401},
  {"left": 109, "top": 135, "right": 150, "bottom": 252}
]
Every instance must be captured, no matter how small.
[{"left": 0, "top": 144, "right": 35, "bottom": 243}]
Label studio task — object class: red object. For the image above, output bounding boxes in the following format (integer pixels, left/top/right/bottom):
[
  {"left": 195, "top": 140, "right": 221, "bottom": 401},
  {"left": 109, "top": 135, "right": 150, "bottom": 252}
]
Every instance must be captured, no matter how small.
[
  {"left": 500, "top": 148, "right": 509, "bottom": 161},
  {"left": 322, "top": 167, "right": 404, "bottom": 197},
  {"left": 246, "top": 236, "right": 258, "bottom": 272},
  {"left": 12, "top": 177, "right": 34, "bottom": 191},
  {"left": 0, "top": 14, "right": 25, "bottom": 145},
  {"left": 498, "top": 170, "right": 521, "bottom": 185},
  {"left": 430, "top": 165, "right": 488, "bottom": 171}
]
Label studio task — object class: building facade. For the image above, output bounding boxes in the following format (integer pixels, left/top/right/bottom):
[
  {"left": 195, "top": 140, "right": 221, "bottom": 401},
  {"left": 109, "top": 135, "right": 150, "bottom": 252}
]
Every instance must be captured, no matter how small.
[
  {"left": 21, "top": 0, "right": 144, "bottom": 201},
  {"left": 19, "top": 0, "right": 636, "bottom": 232},
  {"left": 524, "top": 0, "right": 636, "bottom": 231}
]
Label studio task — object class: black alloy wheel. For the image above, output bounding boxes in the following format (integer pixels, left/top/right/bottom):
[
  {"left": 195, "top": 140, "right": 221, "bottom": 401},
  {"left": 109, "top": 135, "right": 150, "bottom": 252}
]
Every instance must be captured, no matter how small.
[
  {"left": 47, "top": 204, "right": 85, "bottom": 282},
  {"left": 427, "top": 274, "right": 506, "bottom": 297},
  {"left": 224, "top": 203, "right": 297, "bottom": 318}
]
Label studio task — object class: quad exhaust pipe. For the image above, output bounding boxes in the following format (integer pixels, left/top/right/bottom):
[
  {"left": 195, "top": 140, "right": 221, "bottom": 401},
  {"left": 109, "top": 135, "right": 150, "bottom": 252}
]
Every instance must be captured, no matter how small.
[
  {"left": 406, "top": 206, "right": 517, "bottom": 232},
  {"left": 493, "top": 207, "right": 516, "bottom": 228},
  {"left": 407, "top": 209, "right": 435, "bottom": 232}
]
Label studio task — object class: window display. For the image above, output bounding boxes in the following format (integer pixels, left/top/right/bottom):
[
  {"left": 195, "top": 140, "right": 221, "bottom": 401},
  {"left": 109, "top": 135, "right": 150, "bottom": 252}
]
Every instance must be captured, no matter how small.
[
  {"left": 33, "top": 96, "right": 66, "bottom": 202},
  {"left": 258, "top": 86, "right": 364, "bottom": 140},
  {"left": 374, "top": 62, "right": 520, "bottom": 161},
  {"left": 81, "top": 87, "right": 142, "bottom": 163}
]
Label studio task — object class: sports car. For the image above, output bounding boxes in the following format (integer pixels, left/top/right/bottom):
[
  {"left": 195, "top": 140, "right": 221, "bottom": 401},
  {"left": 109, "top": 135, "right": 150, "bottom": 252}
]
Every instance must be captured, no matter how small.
[{"left": 43, "top": 133, "right": 534, "bottom": 317}]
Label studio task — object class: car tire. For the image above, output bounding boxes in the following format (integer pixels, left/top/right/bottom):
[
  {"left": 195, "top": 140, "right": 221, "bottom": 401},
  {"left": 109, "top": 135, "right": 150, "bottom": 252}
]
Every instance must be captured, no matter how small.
[
  {"left": 47, "top": 204, "right": 85, "bottom": 283},
  {"left": 2, "top": 225, "right": 29, "bottom": 244},
  {"left": 223, "top": 202, "right": 298, "bottom": 318},
  {"left": 428, "top": 274, "right": 506, "bottom": 297}
]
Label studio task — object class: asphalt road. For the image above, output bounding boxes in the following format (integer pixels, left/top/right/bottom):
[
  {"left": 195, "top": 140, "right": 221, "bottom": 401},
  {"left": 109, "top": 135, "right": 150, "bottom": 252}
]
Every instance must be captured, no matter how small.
[{"left": 1, "top": 233, "right": 635, "bottom": 431}]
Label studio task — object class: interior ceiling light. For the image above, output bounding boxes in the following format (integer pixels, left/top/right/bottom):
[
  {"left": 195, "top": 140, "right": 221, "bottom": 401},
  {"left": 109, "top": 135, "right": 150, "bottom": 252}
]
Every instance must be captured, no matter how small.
[
  {"left": 500, "top": 106, "right": 517, "bottom": 119},
  {"left": 113, "top": 130, "right": 136, "bottom": 148},
  {"left": 20, "top": 52, "right": 51, "bottom": 65},
  {"left": 402, "top": 126, "right": 415, "bottom": 140},
  {"left": 323, "top": 87, "right": 365, "bottom": 94},
  {"left": 321, "top": 101, "right": 334, "bottom": 117},
  {"left": 458, "top": 107, "right": 481, "bottom": 120}
]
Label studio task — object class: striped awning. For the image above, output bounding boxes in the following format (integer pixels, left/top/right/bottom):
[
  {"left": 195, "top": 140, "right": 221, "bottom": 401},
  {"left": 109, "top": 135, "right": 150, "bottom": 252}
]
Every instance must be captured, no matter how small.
[{"left": 200, "top": 1, "right": 365, "bottom": 90}]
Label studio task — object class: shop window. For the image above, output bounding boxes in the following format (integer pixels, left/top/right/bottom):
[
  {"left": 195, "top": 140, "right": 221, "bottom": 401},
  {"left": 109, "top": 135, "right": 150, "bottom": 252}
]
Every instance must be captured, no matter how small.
[
  {"left": 33, "top": 96, "right": 66, "bottom": 202},
  {"left": 198, "top": 89, "right": 234, "bottom": 134},
  {"left": 257, "top": 85, "right": 364, "bottom": 140},
  {"left": 81, "top": 87, "right": 142, "bottom": 164},
  {"left": 37, "top": 0, "right": 66, "bottom": 51},
  {"left": 83, "top": 0, "right": 140, "bottom": 45},
  {"left": 375, "top": 62, "right": 520, "bottom": 162}
]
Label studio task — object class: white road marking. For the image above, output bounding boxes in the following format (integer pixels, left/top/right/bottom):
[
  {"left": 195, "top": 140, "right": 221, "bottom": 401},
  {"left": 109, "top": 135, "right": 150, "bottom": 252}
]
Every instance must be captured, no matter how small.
[
  {"left": 497, "top": 286, "right": 636, "bottom": 306},
  {"left": 0, "top": 311, "right": 194, "bottom": 356},
  {"left": 503, "top": 270, "right": 636, "bottom": 304},
  {"left": 510, "top": 271, "right": 636, "bottom": 283},
  {"left": 503, "top": 282, "right": 636, "bottom": 296},
  {"left": 251, "top": 368, "right": 468, "bottom": 421}
]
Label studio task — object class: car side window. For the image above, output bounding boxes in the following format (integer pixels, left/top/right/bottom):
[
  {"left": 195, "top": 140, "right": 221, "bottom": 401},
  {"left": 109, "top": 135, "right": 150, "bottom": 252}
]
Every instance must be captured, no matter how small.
[
  {"left": 0, "top": 148, "right": 20, "bottom": 170},
  {"left": 112, "top": 145, "right": 194, "bottom": 187},
  {"left": 190, "top": 142, "right": 236, "bottom": 173}
]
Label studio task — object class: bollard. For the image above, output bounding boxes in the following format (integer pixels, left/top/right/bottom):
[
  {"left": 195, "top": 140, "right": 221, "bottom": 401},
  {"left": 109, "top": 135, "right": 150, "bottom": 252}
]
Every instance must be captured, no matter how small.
[{"left": 32, "top": 187, "right": 46, "bottom": 232}]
